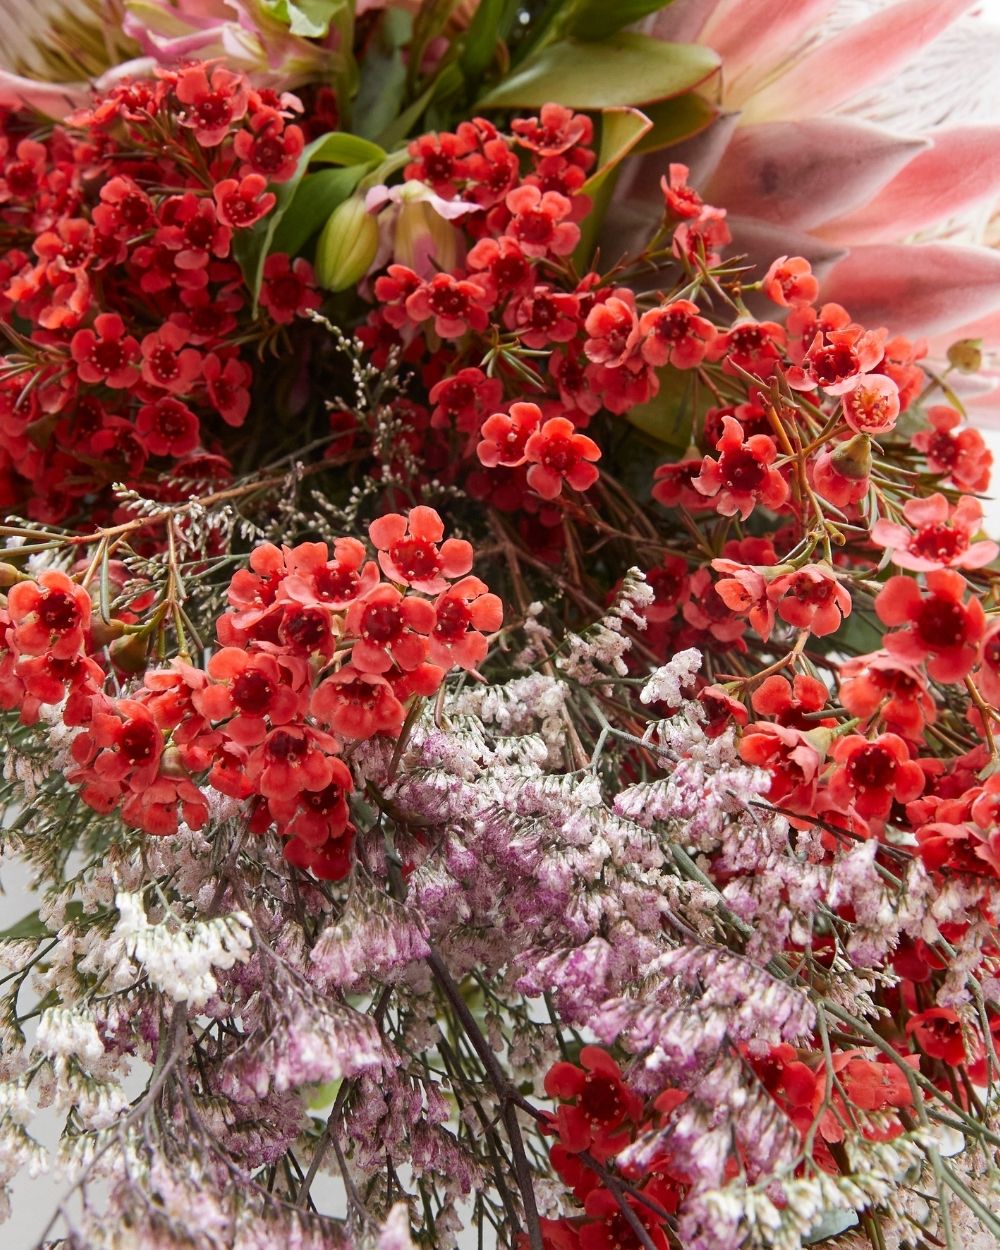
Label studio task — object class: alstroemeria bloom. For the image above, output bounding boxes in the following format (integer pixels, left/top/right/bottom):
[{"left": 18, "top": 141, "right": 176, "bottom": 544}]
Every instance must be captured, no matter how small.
[
  {"left": 346, "top": 585, "right": 435, "bottom": 675},
  {"left": 524, "top": 416, "right": 601, "bottom": 500},
  {"left": 766, "top": 564, "right": 852, "bottom": 636},
  {"left": 638, "top": 299, "right": 716, "bottom": 368},
  {"left": 694, "top": 416, "right": 788, "bottom": 520},
  {"left": 876, "top": 570, "right": 986, "bottom": 684},
  {"left": 827, "top": 732, "right": 924, "bottom": 822},
  {"left": 871, "top": 494, "right": 999, "bottom": 572},
  {"left": 7, "top": 570, "right": 92, "bottom": 659},
  {"left": 369, "top": 506, "right": 473, "bottom": 594}
]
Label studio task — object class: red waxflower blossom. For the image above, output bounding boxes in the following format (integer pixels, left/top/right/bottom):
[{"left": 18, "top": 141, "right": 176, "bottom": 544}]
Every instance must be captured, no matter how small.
[
  {"left": 875, "top": 570, "right": 986, "bottom": 684},
  {"left": 660, "top": 163, "right": 703, "bottom": 219},
  {"left": 213, "top": 175, "right": 276, "bottom": 229},
  {"left": 70, "top": 697, "right": 163, "bottom": 802},
  {"left": 477, "top": 401, "right": 542, "bottom": 469},
  {"left": 174, "top": 64, "right": 249, "bottom": 146},
  {"left": 544, "top": 1046, "right": 641, "bottom": 1158},
  {"left": 739, "top": 723, "right": 827, "bottom": 811},
  {"left": 220, "top": 541, "right": 289, "bottom": 639},
  {"left": 246, "top": 721, "right": 341, "bottom": 799},
  {"left": 651, "top": 460, "right": 709, "bottom": 512},
  {"left": 839, "top": 651, "right": 935, "bottom": 739},
  {"left": 136, "top": 397, "right": 200, "bottom": 457},
  {"left": 233, "top": 113, "right": 304, "bottom": 183},
  {"left": 638, "top": 300, "right": 716, "bottom": 368},
  {"left": 708, "top": 320, "right": 786, "bottom": 380},
  {"left": 583, "top": 291, "right": 641, "bottom": 368},
  {"left": 122, "top": 771, "right": 209, "bottom": 837},
  {"left": 267, "top": 755, "right": 353, "bottom": 845},
  {"left": 512, "top": 104, "right": 593, "bottom": 156},
  {"left": 912, "top": 406, "right": 992, "bottom": 493},
  {"left": 405, "top": 130, "right": 472, "bottom": 195},
  {"left": 195, "top": 649, "right": 304, "bottom": 745},
  {"left": 281, "top": 538, "right": 380, "bottom": 610},
  {"left": 7, "top": 570, "right": 91, "bottom": 659},
  {"left": 694, "top": 416, "right": 788, "bottom": 520},
  {"left": 310, "top": 666, "right": 406, "bottom": 740},
  {"left": 260, "top": 254, "right": 321, "bottom": 324},
  {"left": 428, "top": 576, "right": 502, "bottom": 671},
  {"left": 404, "top": 273, "right": 492, "bottom": 338},
  {"left": 91, "top": 176, "right": 155, "bottom": 240},
  {"left": 70, "top": 313, "right": 140, "bottom": 388},
  {"left": 787, "top": 324, "right": 886, "bottom": 395},
  {"left": 711, "top": 560, "right": 773, "bottom": 640},
  {"left": 872, "top": 493, "right": 998, "bottom": 572},
  {"left": 465, "top": 236, "right": 532, "bottom": 298},
  {"left": 524, "top": 416, "right": 601, "bottom": 500},
  {"left": 672, "top": 207, "right": 731, "bottom": 268},
  {"left": 139, "top": 323, "right": 202, "bottom": 394},
  {"left": 504, "top": 185, "right": 580, "bottom": 257},
  {"left": 762, "top": 255, "right": 818, "bottom": 307},
  {"left": 203, "top": 353, "right": 252, "bottom": 427},
  {"left": 812, "top": 437, "right": 872, "bottom": 507},
  {"left": 906, "top": 1008, "right": 967, "bottom": 1065},
  {"left": 976, "top": 619, "right": 1000, "bottom": 706},
  {"left": 827, "top": 732, "right": 924, "bottom": 821},
  {"left": 698, "top": 685, "right": 750, "bottom": 737},
  {"left": 428, "top": 367, "right": 502, "bottom": 433},
  {"left": 917, "top": 820, "right": 999, "bottom": 877},
  {"left": 841, "top": 374, "right": 900, "bottom": 434},
  {"left": 155, "top": 193, "right": 232, "bottom": 269},
  {"left": 751, "top": 674, "right": 832, "bottom": 729},
  {"left": 369, "top": 506, "right": 473, "bottom": 594},
  {"left": 644, "top": 554, "right": 691, "bottom": 624},
  {"left": 345, "top": 584, "right": 435, "bottom": 674},
  {"left": 681, "top": 568, "right": 746, "bottom": 644},
  {"left": 14, "top": 650, "right": 104, "bottom": 728},
  {"left": 33, "top": 217, "right": 93, "bottom": 273},
  {"left": 971, "top": 773, "right": 1000, "bottom": 834},
  {"left": 505, "top": 285, "right": 581, "bottom": 349},
  {"left": 580, "top": 1189, "right": 670, "bottom": 1250},
  {"left": 767, "top": 564, "right": 852, "bottom": 637}
]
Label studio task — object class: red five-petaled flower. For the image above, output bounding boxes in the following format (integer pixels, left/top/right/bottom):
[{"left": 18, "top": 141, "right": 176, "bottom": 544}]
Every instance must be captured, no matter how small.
[
  {"left": 827, "top": 732, "right": 924, "bottom": 821},
  {"left": 524, "top": 416, "right": 601, "bottom": 500},
  {"left": 694, "top": 416, "right": 788, "bottom": 520},
  {"left": 369, "top": 506, "right": 473, "bottom": 594},
  {"left": 875, "top": 570, "right": 986, "bottom": 683},
  {"left": 70, "top": 313, "right": 140, "bottom": 388},
  {"left": 544, "top": 1046, "right": 641, "bottom": 1158},
  {"left": 428, "top": 576, "right": 503, "bottom": 671}
]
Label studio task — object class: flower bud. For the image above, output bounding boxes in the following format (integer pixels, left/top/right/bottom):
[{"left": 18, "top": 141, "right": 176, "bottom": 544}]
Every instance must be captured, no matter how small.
[
  {"left": 315, "top": 196, "right": 379, "bottom": 292},
  {"left": 947, "top": 337, "right": 982, "bottom": 374},
  {"left": 90, "top": 616, "right": 127, "bottom": 648},
  {"left": 109, "top": 630, "right": 150, "bottom": 674},
  {"left": 394, "top": 199, "right": 460, "bottom": 275},
  {"left": 0, "top": 562, "right": 27, "bottom": 588},
  {"left": 159, "top": 746, "right": 188, "bottom": 779},
  {"left": 830, "top": 432, "right": 872, "bottom": 481}
]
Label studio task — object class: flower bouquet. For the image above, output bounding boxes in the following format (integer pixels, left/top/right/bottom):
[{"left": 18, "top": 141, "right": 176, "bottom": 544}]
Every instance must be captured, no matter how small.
[{"left": 0, "top": 2, "right": 999, "bottom": 1249}]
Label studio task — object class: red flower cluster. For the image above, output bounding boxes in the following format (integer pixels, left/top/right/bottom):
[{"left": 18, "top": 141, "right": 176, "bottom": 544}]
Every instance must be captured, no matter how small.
[
  {"left": 0, "top": 509, "right": 500, "bottom": 877},
  {"left": 0, "top": 63, "right": 319, "bottom": 523}
]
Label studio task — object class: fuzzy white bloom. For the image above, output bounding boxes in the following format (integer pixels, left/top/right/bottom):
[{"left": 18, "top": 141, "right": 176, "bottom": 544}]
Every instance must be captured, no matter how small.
[
  {"left": 112, "top": 892, "right": 252, "bottom": 1008},
  {"left": 558, "top": 568, "right": 653, "bottom": 682},
  {"left": 377, "top": 1202, "right": 417, "bottom": 1250},
  {"left": 640, "top": 648, "right": 702, "bottom": 706},
  {"left": 35, "top": 1007, "right": 104, "bottom": 1065}
]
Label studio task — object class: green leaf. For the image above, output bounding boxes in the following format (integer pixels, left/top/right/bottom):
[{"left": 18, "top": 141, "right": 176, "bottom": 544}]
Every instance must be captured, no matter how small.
[
  {"left": 0, "top": 901, "right": 84, "bottom": 941},
  {"left": 632, "top": 93, "right": 720, "bottom": 155},
  {"left": 460, "top": 0, "right": 506, "bottom": 80},
  {"left": 260, "top": 0, "right": 345, "bottom": 38},
  {"left": 565, "top": 0, "right": 676, "bottom": 42},
  {"left": 269, "top": 164, "right": 371, "bottom": 262},
  {"left": 306, "top": 132, "right": 387, "bottom": 168},
  {"left": 573, "top": 107, "right": 653, "bottom": 265},
  {"left": 624, "top": 366, "right": 698, "bottom": 452},
  {"left": 477, "top": 34, "right": 720, "bottom": 110}
]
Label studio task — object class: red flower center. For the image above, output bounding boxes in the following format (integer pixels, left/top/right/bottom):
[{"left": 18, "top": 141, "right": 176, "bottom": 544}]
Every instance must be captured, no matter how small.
[
  {"left": 267, "top": 274, "right": 303, "bottom": 311},
  {"left": 91, "top": 339, "right": 129, "bottom": 374},
  {"left": 517, "top": 210, "right": 554, "bottom": 245},
  {"left": 655, "top": 312, "right": 692, "bottom": 342},
  {"left": 873, "top": 668, "right": 919, "bottom": 697},
  {"left": 539, "top": 436, "right": 579, "bottom": 473},
  {"left": 185, "top": 215, "right": 216, "bottom": 250},
  {"left": 38, "top": 590, "right": 81, "bottom": 633},
  {"left": 362, "top": 602, "right": 404, "bottom": 644},
  {"left": 428, "top": 285, "right": 471, "bottom": 318},
  {"left": 119, "top": 719, "right": 158, "bottom": 764},
  {"left": 846, "top": 744, "right": 897, "bottom": 791},
  {"left": 154, "top": 402, "right": 190, "bottom": 439},
  {"left": 250, "top": 133, "right": 287, "bottom": 173},
  {"left": 908, "top": 523, "right": 966, "bottom": 563},
  {"left": 423, "top": 152, "right": 455, "bottom": 182},
  {"left": 149, "top": 346, "right": 180, "bottom": 383},
  {"left": 118, "top": 192, "right": 152, "bottom": 229},
  {"left": 719, "top": 448, "right": 766, "bottom": 493},
  {"left": 283, "top": 607, "right": 328, "bottom": 651},
  {"left": 810, "top": 342, "right": 858, "bottom": 386},
  {"left": 916, "top": 597, "right": 968, "bottom": 650},
  {"left": 433, "top": 597, "right": 471, "bottom": 642},
  {"left": 232, "top": 669, "right": 274, "bottom": 714},
  {"left": 793, "top": 577, "right": 834, "bottom": 605},
  {"left": 303, "top": 781, "right": 346, "bottom": 814},
  {"left": 6, "top": 162, "right": 38, "bottom": 198},
  {"left": 195, "top": 93, "right": 232, "bottom": 128},
  {"left": 389, "top": 539, "right": 440, "bottom": 581},
  {"left": 580, "top": 1071, "right": 626, "bottom": 1124},
  {"left": 927, "top": 432, "right": 958, "bottom": 468},
  {"left": 222, "top": 194, "right": 260, "bottom": 227},
  {"left": 492, "top": 254, "right": 528, "bottom": 290},
  {"left": 314, "top": 564, "right": 360, "bottom": 602},
  {"left": 266, "top": 729, "right": 306, "bottom": 762},
  {"left": 984, "top": 634, "right": 1000, "bottom": 673}
]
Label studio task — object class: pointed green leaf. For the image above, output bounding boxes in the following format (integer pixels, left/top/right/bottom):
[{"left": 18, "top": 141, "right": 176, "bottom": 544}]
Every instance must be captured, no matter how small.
[
  {"left": 477, "top": 34, "right": 719, "bottom": 110},
  {"left": 632, "top": 93, "right": 720, "bottom": 155},
  {"left": 307, "top": 132, "right": 387, "bottom": 168},
  {"left": 574, "top": 108, "right": 653, "bottom": 265},
  {"left": 565, "top": 0, "right": 677, "bottom": 42}
]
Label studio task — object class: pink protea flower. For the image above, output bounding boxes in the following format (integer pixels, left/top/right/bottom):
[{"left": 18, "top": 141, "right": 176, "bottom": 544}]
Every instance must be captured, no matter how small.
[
  {"left": 875, "top": 569, "right": 986, "bottom": 684},
  {"left": 694, "top": 415, "right": 789, "bottom": 519},
  {"left": 871, "top": 493, "right": 999, "bottom": 572},
  {"left": 369, "top": 506, "right": 473, "bottom": 594},
  {"left": 766, "top": 564, "right": 853, "bottom": 637}
]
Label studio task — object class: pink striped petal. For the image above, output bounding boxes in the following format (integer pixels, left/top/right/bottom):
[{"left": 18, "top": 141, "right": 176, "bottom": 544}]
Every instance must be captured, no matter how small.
[
  {"left": 743, "top": 0, "right": 976, "bottom": 123},
  {"left": 704, "top": 120, "right": 926, "bottom": 229},
  {"left": 694, "top": 0, "right": 838, "bottom": 103},
  {"left": 643, "top": 0, "right": 725, "bottom": 43},
  {"left": 819, "top": 242, "right": 1000, "bottom": 340},
  {"left": 0, "top": 69, "right": 91, "bottom": 117},
  {"left": 816, "top": 126, "right": 1000, "bottom": 244}
]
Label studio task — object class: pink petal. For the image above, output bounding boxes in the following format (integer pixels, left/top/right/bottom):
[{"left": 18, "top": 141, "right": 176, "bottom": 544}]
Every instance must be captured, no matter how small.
[
  {"left": 819, "top": 242, "right": 1000, "bottom": 340},
  {"left": 816, "top": 126, "right": 1000, "bottom": 244},
  {"left": 0, "top": 69, "right": 90, "bottom": 117},
  {"left": 743, "top": 0, "right": 976, "bottom": 123},
  {"left": 902, "top": 494, "right": 950, "bottom": 526},
  {"left": 704, "top": 120, "right": 927, "bottom": 229}
]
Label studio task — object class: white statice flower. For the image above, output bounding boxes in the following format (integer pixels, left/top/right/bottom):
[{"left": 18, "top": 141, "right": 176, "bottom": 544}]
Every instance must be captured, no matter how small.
[
  {"left": 558, "top": 568, "right": 653, "bottom": 682},
  {"left": 109, "top": 891, "right": 252, "bottom": 1008},
  {"left": 35, "top": 1006, "right": 104, "bottom": 1065},
  {"left": 640, "top": 647, "right": 703, "bottom": 706}
]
